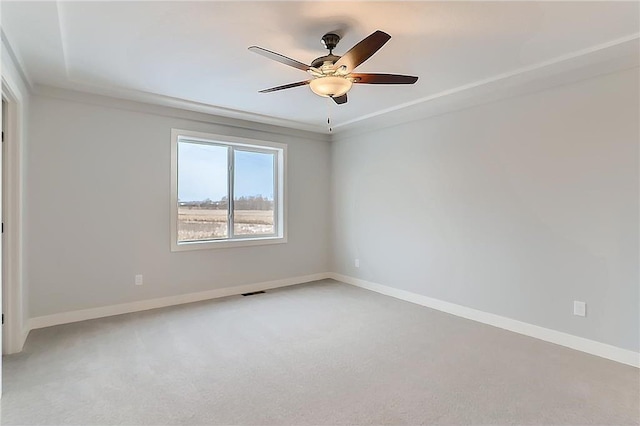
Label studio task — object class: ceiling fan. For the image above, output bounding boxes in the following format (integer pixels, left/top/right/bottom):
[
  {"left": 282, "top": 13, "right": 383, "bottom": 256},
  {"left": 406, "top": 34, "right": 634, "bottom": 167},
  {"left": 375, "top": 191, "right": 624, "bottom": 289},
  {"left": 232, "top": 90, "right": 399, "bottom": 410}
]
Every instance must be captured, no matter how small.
[{"left": 248, "top": 30, "right": 418, "bottom": 105}]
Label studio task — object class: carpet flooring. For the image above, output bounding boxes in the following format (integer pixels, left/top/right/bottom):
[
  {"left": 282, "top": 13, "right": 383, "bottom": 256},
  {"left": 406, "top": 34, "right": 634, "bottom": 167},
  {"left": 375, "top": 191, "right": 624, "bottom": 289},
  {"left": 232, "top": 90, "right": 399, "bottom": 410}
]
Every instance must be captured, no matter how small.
[{"left": 1, "top": 279, "right": 638, "bottom": 425}]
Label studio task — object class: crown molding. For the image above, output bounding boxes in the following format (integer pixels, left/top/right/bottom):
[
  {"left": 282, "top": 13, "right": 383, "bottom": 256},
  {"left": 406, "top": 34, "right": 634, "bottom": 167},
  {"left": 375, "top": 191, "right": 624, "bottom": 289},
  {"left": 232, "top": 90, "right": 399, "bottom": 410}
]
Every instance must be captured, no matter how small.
[
  {"left": 33, "top": 84, "right": 331, "bottom": 143},
  {"left": 55, "top": 0, "right": 71, "bottom": 80},
  {"left": 39, "top": 77, "right": 331, "bottom": 135},
  {"left": 332, "top": 34, "right": 640, "bottom": 138},
  {"left": 46, "top": 33, "right": 637, "bottom": 140},
  {"left": 1, "top": 30, "right": 34, "bottom": 92}
]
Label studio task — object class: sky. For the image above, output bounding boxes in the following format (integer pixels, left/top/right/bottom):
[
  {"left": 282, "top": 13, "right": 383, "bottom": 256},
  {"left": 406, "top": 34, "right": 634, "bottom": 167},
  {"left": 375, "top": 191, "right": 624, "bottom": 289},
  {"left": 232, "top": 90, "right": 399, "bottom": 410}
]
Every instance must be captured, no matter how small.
[{"left": 178, "top": 142, "right": 275, "bottom": 202}]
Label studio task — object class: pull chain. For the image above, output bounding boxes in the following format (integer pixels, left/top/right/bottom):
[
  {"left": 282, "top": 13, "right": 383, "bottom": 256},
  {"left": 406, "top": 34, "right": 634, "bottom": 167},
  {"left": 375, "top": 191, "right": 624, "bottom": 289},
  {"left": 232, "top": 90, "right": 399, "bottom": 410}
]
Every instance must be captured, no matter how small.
[{"left": 327, "top": 97, "right": 332, "bottom": 132}]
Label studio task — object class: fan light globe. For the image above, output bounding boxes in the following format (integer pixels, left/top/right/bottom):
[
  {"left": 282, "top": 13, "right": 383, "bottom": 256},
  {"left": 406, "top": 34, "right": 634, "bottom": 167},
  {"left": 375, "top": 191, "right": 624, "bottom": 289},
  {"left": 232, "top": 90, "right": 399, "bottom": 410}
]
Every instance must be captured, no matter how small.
[{"left": 309, "top": 76, "right": 353, "bottom": 98}]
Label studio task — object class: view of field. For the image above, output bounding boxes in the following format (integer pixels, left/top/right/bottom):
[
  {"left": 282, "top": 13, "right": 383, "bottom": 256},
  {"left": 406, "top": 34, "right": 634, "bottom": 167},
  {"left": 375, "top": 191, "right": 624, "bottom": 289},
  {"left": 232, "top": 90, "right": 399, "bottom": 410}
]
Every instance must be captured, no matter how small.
[{"left": 178, "top": 206, "right": 274, "bottom": 241}]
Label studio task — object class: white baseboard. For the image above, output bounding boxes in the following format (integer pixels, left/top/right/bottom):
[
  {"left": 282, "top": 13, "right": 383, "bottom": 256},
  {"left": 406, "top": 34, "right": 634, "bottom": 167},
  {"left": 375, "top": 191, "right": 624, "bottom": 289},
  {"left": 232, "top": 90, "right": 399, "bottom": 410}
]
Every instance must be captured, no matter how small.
[
  {"left": 28, "top": 273, "right": 331, "bottom": 332},
  {"left": 23, "top": 272, "right": 640, "bottom": 368},
  {"left": 329, "top": 273, "right": 640, "bottom": 368},
  {"left": 1, "top": 320, "right": 27, "bottom": 355},
  {"left": 21, "top": 326, "right": 29, "bottom": 349}
]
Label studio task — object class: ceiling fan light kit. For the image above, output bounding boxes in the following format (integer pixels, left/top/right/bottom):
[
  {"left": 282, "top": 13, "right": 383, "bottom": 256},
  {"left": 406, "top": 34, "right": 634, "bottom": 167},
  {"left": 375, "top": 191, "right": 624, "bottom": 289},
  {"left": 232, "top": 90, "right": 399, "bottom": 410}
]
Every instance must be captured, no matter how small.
[
  {"left": 249, "top": 30, "right": 418, "bottom": 105},
  {"left": 309, "top": 76, "right": 353, "bottom": 98}
]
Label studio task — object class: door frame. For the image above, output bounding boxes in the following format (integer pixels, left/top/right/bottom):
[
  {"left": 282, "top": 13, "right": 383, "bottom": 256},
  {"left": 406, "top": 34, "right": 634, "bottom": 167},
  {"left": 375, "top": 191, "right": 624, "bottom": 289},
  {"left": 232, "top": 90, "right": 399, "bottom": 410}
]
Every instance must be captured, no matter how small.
[{"left": 2, "top": 75, "right": 26, "bottom": 355}]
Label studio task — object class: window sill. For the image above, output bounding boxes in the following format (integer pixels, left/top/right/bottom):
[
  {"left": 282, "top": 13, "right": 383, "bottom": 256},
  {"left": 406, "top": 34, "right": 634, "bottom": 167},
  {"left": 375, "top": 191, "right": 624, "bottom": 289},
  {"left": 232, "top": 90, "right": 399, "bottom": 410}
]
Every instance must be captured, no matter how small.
[{"left": 171, "top": 235, "right": 287, "bottom": 252}]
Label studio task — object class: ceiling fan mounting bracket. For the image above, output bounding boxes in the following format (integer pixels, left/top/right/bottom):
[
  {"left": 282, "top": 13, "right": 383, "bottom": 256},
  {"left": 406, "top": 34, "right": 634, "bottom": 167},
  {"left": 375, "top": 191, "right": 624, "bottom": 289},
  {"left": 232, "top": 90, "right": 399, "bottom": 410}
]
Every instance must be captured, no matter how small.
[{"left": 321, "top": 33, "right": 341, "bottom": 53}]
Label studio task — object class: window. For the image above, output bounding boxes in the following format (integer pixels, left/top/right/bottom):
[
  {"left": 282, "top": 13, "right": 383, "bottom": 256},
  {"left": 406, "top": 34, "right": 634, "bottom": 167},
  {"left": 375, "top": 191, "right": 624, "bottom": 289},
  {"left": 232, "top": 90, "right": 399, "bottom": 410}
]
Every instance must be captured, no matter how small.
[{"left": 171, "top": 129, "right": 286, "bottom": 251}]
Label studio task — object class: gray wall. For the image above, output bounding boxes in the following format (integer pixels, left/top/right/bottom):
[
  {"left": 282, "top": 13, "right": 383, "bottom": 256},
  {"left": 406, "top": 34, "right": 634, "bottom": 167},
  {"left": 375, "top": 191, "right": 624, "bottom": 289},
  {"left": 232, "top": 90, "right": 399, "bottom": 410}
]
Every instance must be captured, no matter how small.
[
  {"left": 23, "top": 67, "right": 640, "bottom": 353},
  {"left": 331, "top": 68, "right": 639, "bottom": 352},
  {"left": 26, "top": 94, "right": 331, "bottom": 317}
]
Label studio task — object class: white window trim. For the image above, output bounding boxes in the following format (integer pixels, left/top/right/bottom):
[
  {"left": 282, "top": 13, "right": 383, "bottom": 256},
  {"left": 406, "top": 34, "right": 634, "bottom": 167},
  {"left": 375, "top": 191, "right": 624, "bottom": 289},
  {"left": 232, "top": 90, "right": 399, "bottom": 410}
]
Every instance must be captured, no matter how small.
[{"left": 170, "top": 129, "right": 287, "bottom": 251}]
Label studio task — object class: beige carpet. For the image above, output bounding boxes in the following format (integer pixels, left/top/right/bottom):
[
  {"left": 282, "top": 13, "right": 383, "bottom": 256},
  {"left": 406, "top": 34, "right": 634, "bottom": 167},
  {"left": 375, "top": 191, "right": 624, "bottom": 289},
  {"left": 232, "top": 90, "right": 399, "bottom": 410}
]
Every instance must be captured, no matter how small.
[{"left": 1, "top": 279, "right": 638, "bottom": 425}]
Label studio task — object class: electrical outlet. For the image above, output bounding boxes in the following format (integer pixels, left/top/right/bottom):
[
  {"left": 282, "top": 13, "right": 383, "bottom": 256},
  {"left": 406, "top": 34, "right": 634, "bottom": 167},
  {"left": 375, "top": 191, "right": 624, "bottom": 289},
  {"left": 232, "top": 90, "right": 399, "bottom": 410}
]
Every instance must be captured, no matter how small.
[
  {"left": 355, "top": 259, "right": 360, "bottom": 268},
  {"left": 573, "top": 301, "right": 586, "bottom": 317},
  {"left": 135, "top": 274, "right": 143, "bottom": 286}
]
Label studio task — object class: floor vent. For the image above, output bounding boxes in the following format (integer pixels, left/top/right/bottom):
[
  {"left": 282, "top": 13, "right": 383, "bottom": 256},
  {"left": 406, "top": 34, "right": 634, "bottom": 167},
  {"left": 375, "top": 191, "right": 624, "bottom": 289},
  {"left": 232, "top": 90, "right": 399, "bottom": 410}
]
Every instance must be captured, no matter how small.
[{"left": 241, "top": 291, "right": 266, "bottom": 297}]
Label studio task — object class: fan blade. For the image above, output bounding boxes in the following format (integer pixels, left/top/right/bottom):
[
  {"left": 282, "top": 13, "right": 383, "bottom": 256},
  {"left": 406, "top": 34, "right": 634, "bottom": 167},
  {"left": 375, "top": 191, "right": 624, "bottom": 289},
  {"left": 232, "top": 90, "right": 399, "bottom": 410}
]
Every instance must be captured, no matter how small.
[
  {"left": 351, "top": 73, "right": 418, "bottom": 84},
  {"left": 248, "top": 46, "right": 310, "bottom": 71},
  {"left": 334, "top": 30, "right": 391, "bottom": 72},
  {"left": 258, "top": 80, "right": 310, "bottom": 93},
  {"left": 332, "top": 94, "right": 348, "bottom": 104}
]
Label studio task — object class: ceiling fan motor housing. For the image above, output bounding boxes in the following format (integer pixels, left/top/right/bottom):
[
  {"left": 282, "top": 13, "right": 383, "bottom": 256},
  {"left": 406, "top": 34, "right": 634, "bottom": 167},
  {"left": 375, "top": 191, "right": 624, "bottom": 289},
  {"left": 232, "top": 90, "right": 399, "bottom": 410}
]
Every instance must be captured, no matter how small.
[{"left": 311, "top": 54, "right": 341, "bottom": 69}]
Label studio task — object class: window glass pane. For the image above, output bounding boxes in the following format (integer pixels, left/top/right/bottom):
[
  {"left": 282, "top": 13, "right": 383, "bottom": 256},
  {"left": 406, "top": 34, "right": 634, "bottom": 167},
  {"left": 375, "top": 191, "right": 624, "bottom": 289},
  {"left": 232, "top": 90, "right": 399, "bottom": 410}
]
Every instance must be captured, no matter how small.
[
  {"left": 233, "top": 150, "right": 275, "bottom": 236},
  {"left": 177, "top": 141, "right": 228, "bottom": 241}
]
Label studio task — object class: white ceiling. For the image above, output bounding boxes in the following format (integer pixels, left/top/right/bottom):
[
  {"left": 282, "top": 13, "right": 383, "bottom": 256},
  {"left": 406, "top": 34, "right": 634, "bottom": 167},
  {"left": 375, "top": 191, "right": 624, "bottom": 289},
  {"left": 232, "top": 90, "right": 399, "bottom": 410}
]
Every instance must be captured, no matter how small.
[{"left": 2, "top": 1, "right": 639, "bottom": 132}]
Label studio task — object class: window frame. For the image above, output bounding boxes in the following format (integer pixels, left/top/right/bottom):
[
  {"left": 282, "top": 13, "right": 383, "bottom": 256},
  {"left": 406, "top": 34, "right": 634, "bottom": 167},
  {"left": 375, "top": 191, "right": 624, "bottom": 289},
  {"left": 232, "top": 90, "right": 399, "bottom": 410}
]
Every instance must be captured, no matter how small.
[{"left": 170, "top": 129, "right": 287, "bottom": 251}]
